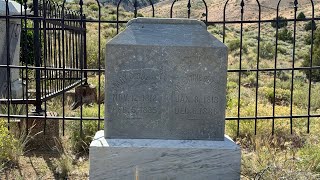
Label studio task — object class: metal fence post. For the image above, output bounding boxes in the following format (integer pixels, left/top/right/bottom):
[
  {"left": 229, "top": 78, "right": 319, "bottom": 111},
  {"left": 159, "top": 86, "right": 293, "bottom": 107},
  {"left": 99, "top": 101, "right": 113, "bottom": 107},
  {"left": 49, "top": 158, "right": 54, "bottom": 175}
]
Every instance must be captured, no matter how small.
[
  {"left": 83, "top": 14, "right": 88, "bottom": 85},
  {"left": 33, "top": 0, "right": 43, "bottom": 113}
]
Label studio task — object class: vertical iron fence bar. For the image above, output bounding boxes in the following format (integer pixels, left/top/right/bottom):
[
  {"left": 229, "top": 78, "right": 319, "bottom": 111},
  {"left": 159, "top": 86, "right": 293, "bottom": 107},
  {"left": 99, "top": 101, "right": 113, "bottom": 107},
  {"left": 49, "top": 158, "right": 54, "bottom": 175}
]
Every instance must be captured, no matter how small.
[
  {"left": 83, "top": 15, "right": 88, "bottom": 85},
  {"left": 67, "top": 12, "right": 70, "bottom": 85},
  {"left": 68, "top": 12, "right": 72, "bottom": 85},
  {"left": 96, "top": 1, "right": 102, "bottom": 130},
  {"left": 170, "top": 0, "right": 178, "bottom": 18},
  {"left": 307, "top": 0, "right": 315, "bottom": 133},
  {"left": 237, "top": 0, "right": 245, "bottom": 136},
  {"left": 40, "top": 7, "right": 44, "bottom": 100},
  {"left": 53, "top": 5, "right": 58, "bottom": 93},
  {"left": 272, "top": 0, "right": 282, "bottom": 135},
  {"left": 148, "top": 0, "right": 155, "bottom": 17},
  {"left": 48, "top": 3, "right": 52, "bottom": 95},
  {"left": 254, "top": 0, "right": 261, "bottom": 135},
  {"left": 61, "top": 1, "right": 66, "bottom": 136},
  {"left": 47, "top": 3, "right": 51, "bottom": 96},
  {"left": 116, "top": 0, "right": 123, "bottom": 34},
  {"left": 52, "top": 3, "right": 56, "bottom": 94},
  {"left": 57, "top": 6, "right": 60, "bottom": 92},
  {"left": 187, "top": 0, "right": 191, "bottom": 18},
  {"left": 20, "top": 3, "right": 25, "bottom": 101},
  {"left": 290, "top": 0, "right": 298, "bottom": 134},
  {"left": 75, "top": 28, "right": 79, "bottom": 81},
  {"left": 23, "top": 0, "right": 29, "bottom": 132},
  {"left": 43, "top": 0, "right": 48, "bottom": 134},
  {"left": 79, "top": 0, "right": 84, "bottom": 137},
  {"left": 34, "top": 0, "right": 43, "bottom": 113},
  {"left": 66, "top": 11, "right": 69, "bottom": 85},
  {"left": 72, "top": 25, "right": 75, "bottom": 85},
  {"left": 223, "top": 0, "right": 229, "bottom": 43},
  {"left": 201, "top": 0, "right": 208, "bottom": 23},
  {"left": 72, "top": 13, "right": 76, "bottom": 84},
  {"left": 134, "top": 0, "right": 138, "bottom": 18},
  {"left": 5, "top": 0, "right": 11, "bottom": 130},
  {"left": 57, "top": 6, "right": 61, "bottom": 94},
  {"left": 66, "top": 11, "right": 69, "bottom": 89}
]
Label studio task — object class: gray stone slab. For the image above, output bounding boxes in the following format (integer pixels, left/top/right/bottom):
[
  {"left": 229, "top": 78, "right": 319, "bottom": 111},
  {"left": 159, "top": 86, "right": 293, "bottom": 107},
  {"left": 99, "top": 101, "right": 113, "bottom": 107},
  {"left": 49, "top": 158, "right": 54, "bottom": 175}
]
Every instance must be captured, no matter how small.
[
  {"left": 0, "top": 0, "right": 25, "bottom": 98},
  {"left": 105, "top": 18, "right": 228, "bottom": 140},
  {"left": 90, "top": 130, "right": 241, "bottom": 180}
]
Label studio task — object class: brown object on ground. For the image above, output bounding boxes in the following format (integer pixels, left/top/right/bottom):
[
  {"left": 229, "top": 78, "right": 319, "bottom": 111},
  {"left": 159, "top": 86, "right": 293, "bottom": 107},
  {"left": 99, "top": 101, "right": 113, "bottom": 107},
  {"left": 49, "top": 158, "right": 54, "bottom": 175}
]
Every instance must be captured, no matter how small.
[{"left": 71, "top": 84, "right": 97, "bottom": 110}]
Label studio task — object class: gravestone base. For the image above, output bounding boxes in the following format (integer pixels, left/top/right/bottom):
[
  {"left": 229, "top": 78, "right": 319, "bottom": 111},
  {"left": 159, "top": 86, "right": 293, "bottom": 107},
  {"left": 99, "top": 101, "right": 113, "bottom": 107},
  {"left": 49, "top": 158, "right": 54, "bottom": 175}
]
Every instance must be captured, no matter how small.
[{"left": 89, "top": 130, "right": 241, "bottom": 180}]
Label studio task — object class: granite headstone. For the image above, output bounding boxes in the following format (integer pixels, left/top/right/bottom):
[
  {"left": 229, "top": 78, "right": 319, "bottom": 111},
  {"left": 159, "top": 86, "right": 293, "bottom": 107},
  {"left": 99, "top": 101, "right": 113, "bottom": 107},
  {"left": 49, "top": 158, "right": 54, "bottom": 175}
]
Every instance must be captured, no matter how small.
[
  {"left": 90, "top": 18, "right": 240, "bottom": 180},
  {"left": 105, "top": 18, "right": 228, "bottom": 140}
]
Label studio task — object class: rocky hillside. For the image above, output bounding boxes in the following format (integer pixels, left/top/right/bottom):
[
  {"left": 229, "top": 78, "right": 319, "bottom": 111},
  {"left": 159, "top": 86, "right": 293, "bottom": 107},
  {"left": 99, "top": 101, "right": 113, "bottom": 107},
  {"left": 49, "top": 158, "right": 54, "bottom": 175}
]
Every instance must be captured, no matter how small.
[
  {"left": 100, "top": 0, "right": 162, "bottom": 11},
  {"left": 140, "top": 0, "right": 320, "bottom": 21}
]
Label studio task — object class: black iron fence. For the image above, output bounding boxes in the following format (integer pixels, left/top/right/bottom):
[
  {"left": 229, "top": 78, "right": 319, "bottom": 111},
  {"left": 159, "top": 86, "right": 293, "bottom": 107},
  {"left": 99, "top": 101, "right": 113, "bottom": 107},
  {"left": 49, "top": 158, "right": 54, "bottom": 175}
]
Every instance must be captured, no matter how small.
[{"left": 0, "top": 0, "right": 319, "bottom": 136}]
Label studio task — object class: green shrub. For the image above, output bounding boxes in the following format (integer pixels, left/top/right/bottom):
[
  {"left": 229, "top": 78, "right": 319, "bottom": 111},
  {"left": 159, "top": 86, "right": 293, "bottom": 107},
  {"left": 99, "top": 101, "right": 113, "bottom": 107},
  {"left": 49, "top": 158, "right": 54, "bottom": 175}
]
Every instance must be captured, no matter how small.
[
  {"left": 227, "top": 39, "right": 248, "bottom": 53},
  {"left": 86, "top": 34, "right": 107, "bottom": 69},
  {"left": 299, "top": 143, "right": 320, "bottom": 172},
  {"left": 228, "top": 39, "right": 240, "bottom": 52},
  {"left": 277, "top": 28, "right": 293, "bottom": 42},
  {"left": 260, "top": 42, "right": 275, "bottom": 59},
  {"left": 242, "top": 73, "right": 257, "bottom": 88},
  {"left": 305, "top": 34, "right": 312, "bottom": 45},
  {"left": 226, "top": 81, "right": 238, "bottom": 109},
  {"left": 277, "top": 70, "right": 290, "bottom": 81},
  {"left": 89, "top": 4, "right": 99, "bottom": 11},
  {"left": 302, "top": 29, "right": 320, "bottom": 82},
  {"left": 278, "top": 45, "right": 288, "bottom": 54},
  {"left": 0, "top": 119, "right": 20, "bottom": 165},
  {"left": 305, "top": 21, "right": 317, "bottom": 31},
  {"left": 271, "top": 16, "right": 288, "bottom": 29},
  {"left": 261, "top": 87, "right": 291, "bottom": 105},
  {"left": 297, "top": 12, "right": 306, "bottom": 20},
  {"left": 0, "top": 104, "right": 29, "bottom": 166}
]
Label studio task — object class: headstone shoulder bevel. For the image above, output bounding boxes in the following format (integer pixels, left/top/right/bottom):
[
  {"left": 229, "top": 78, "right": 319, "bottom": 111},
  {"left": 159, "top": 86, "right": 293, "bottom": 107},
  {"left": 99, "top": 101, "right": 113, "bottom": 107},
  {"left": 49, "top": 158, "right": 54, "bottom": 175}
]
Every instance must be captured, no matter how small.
[{"left": 106, "top": 18, "right": 227, "bottom": 49}]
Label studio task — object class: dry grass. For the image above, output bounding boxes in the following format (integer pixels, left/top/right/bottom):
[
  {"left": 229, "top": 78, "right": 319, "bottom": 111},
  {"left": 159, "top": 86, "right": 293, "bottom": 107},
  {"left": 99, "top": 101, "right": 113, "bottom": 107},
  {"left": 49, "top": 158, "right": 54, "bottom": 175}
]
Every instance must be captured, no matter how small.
[{"left": 0, "top": 135, "right": 89, "bottom": 180}]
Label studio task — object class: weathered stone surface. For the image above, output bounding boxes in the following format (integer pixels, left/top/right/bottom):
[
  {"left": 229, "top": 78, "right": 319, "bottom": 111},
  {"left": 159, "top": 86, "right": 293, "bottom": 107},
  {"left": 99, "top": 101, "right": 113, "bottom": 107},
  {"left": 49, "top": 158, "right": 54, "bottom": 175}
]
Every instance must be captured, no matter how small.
[
  {"left": 105, "top": 18, "right": 228, "bottom": 140},
  {"left": 90, "top": 130, "right": 241, "bottom": 180},
  {"left": 0, "top": 0, "right": 25, "bottom": 98}
]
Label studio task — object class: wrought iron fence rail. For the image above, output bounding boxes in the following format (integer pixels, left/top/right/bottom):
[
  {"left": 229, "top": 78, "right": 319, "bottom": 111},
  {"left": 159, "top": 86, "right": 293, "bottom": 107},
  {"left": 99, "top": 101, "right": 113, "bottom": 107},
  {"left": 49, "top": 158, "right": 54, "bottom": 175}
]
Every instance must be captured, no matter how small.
[{"left": 1, "top": 114, "right": 320, "bottom": 121}]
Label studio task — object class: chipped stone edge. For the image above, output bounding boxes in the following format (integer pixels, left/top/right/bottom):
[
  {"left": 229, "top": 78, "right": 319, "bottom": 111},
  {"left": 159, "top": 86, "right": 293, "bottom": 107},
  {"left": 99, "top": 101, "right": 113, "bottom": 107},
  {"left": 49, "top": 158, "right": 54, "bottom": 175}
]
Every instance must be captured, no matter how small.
[{"left": 127, "top": 17, "right": 207, "bottom": 28}]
